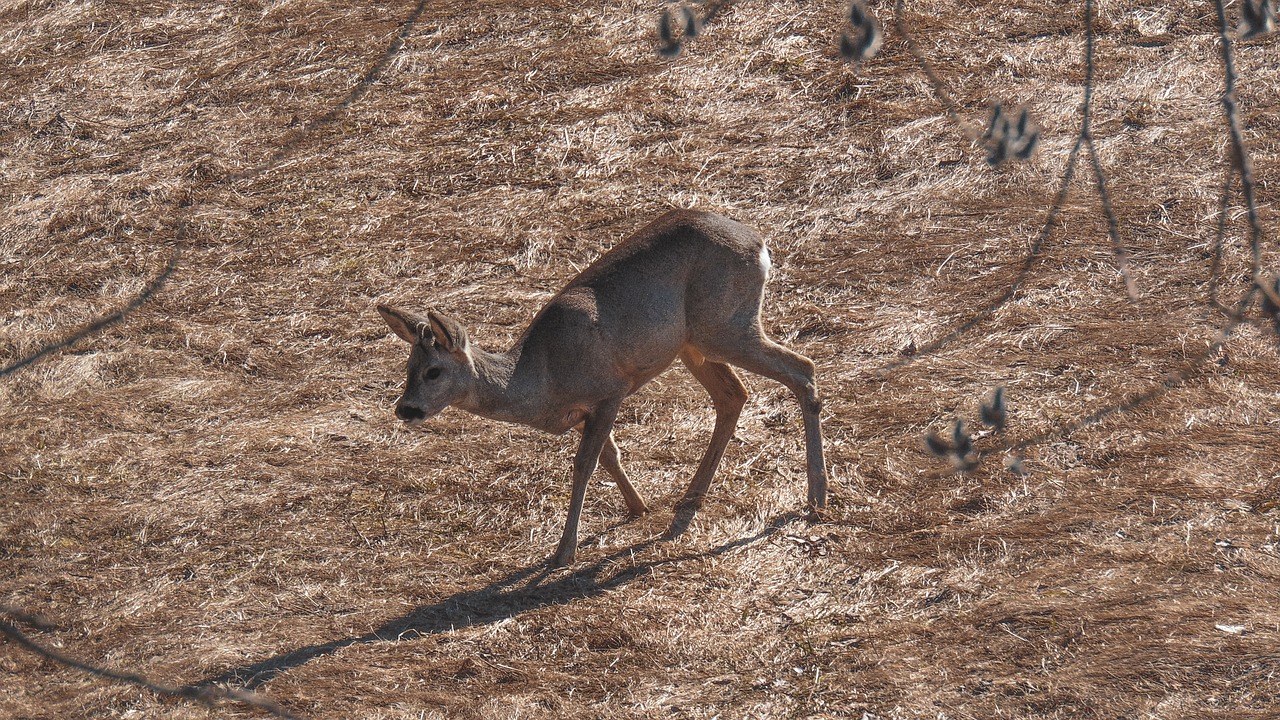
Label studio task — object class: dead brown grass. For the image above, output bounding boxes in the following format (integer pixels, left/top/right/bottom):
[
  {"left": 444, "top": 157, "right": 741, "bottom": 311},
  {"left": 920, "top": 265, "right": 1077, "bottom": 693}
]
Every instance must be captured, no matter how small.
[{"left": 3, "top": 0, "right": 1279, "bottom": 718}]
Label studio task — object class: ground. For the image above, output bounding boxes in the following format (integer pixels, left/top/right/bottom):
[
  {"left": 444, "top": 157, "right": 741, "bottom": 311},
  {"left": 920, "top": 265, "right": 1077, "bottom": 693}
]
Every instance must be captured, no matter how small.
[{"left": 2, "top": 0, "right": 1279, "bottom": 718}]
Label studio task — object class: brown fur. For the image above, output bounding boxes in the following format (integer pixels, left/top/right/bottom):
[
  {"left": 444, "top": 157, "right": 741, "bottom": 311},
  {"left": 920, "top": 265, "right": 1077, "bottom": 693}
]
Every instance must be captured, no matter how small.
[{"left": 379, "top": 210, "right": 827, "bottom": 566}]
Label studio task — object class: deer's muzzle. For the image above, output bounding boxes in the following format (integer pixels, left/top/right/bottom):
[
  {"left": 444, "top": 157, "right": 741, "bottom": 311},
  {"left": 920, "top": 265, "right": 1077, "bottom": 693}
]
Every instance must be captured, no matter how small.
[{"left": 395, "top": 403, "right": 426, "bottom": 424}]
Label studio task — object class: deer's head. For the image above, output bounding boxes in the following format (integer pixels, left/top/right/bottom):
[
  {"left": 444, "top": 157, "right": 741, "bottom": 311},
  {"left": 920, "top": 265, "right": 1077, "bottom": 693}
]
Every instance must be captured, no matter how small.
[{"left": 377, "top": 305, "right": 474, "bottom": 425}]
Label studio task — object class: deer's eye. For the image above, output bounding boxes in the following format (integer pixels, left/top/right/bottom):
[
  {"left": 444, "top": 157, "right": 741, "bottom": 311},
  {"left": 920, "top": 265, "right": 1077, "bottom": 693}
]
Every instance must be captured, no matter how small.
[{"left": 425, "top": 367, "right": 442, "bottom": 380}]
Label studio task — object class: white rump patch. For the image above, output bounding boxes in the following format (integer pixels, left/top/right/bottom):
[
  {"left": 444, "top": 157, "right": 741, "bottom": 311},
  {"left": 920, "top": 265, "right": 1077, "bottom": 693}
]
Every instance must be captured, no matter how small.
[{"left": 759, "top": 243, "right": 772, "bottom": 279}]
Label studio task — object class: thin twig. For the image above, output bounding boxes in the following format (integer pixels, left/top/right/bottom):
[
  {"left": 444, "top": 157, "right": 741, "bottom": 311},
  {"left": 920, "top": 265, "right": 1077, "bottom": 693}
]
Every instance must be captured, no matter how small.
[
  {"left": 980, "top": 0, "right": 1275, "bottom": 464},
  {"left": 1209, "top": 167, "right": 1234, "bottom": 313},
  {"left": 1083, "top": 134, "right": 1139, "bottom": 300},
  {"left": 878, "top": 135, "right": 1084, "bottom": 375},
  {"left": 880, "top": 0, "right": 1107, "bottom": 374},
  {"left": 882, "top": 0, "right": 1159, "bottom": 375},
  {"left": 1078, "top": 0, "right": 1139, "bottom": 300},
  {"left": 2, "top": 1, "right": 432, "bottom": 716},
  {"left": 1213, "top": 0, "right": 1265, "bottom": 281},
  {"left": 893, "top": 0, "right": 981, "bottom": 140}
]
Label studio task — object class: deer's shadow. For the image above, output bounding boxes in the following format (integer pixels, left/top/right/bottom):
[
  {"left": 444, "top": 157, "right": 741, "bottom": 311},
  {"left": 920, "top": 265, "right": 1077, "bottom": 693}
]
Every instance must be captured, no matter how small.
[{"left": 193, "top": 512, "right": 801, "bottom": 691}]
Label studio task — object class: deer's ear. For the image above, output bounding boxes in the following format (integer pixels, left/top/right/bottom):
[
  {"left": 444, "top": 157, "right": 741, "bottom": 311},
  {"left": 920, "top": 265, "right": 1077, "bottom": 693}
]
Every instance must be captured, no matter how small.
[
  {"left": 377, "top": 304, "right": 429, "bottom": 344},
  {"left": 427, "top": 309, "right": 469, "bottom": 353}
]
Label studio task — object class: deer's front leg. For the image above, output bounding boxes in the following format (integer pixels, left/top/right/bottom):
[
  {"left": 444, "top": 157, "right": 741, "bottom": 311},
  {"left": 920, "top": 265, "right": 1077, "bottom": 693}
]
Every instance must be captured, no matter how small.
[
  {"left": 552, "top": 400, "right": 622, "bottom": 567},
  {"left": 600, "top": 432, "right": 648, "bottom": 517}
]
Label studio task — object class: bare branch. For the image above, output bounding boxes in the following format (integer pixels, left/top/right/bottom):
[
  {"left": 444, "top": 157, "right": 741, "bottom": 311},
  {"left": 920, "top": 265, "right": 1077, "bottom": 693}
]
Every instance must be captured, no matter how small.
[
  {"left": 877, "top": 135, "right": 1084, "bottom": 375},
  {"left": 1084, "top": 134, "right": 1139, "bottom": 300},
  {"left": 960, "top": 0, "right": 1277, "bottom": 466}
]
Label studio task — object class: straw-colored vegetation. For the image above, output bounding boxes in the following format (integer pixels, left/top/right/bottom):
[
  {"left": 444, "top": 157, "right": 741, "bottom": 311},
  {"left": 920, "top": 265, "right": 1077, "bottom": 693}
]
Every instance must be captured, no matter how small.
[{"left": 3, "top": 0, "right": 1278, "bottom": 717}]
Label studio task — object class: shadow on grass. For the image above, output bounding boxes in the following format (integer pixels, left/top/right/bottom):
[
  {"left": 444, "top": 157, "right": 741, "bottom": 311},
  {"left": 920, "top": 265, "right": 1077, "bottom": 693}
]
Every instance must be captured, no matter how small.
[{"left": 193, "top": 511, "right": 803, "bottom": 691}]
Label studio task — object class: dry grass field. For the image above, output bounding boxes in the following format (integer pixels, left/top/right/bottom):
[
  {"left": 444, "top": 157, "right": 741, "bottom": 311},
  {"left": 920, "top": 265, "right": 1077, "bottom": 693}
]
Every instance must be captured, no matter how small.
[{"left": 3, "top": 0, "right": 1279, "bottom": 717}]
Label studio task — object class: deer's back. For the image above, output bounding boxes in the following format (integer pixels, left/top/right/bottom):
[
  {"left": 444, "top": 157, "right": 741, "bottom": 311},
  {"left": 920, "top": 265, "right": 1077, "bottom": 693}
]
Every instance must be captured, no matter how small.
[
  {"left": 513, "top": 211, "right": 769, "bottom": 404},
  {"left": 556, "top": 209, "right": 766, "bottom": 333},
  {"left": 565, "top": 210, "right": 765, "bottom": 291}
]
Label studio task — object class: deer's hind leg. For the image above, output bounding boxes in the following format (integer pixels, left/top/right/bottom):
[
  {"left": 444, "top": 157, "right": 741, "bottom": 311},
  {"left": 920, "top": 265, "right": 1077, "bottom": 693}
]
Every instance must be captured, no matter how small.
[
  {"left": 707, "top": 336, "right": 827, "bottom": 510},
  {"left": 667, "top": 349, "right": 748, "bottom": 536}
]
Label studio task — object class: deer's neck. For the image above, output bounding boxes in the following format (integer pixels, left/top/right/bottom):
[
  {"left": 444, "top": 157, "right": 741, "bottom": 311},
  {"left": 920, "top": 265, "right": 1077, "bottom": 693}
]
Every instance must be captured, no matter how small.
[
  {"left": 458, "top": 345, "right": 533, "bottom": 426},
  {"left": 458, "top": 343, "right": 586, "bottom": 434}
]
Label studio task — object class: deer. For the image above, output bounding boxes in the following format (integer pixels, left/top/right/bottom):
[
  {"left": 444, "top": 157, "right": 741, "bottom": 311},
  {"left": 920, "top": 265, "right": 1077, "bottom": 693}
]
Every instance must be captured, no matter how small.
[{"left": 377, "top": 209, "right": 826, "bottom": 567}]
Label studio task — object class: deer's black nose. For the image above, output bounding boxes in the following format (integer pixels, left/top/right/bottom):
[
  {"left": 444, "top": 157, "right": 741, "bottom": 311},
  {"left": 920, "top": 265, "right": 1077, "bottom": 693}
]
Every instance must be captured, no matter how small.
[{"left": 396, "top": 404, "right": 425, "bottom": 422}]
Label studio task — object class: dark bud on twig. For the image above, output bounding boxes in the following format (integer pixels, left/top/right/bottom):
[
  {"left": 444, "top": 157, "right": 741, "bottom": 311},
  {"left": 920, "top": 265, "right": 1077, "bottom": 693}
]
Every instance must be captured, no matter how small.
[
  {"left": 1014, "top": 128, "right": 1040, "bottom": 160},
  {"left": 840, "top": 32, "right": 857, "bottom": 60},
  {"left": 1016, "top": 105, "right": 1031, "bottom": 136},
  {"left": 1012, "top": 108, "right": 1040, "bottom": 159},
  {"left": 657, "top": 10, "right": 682, "bottom": 58},
  {"left": 986, "top": 137, "right": 1008, "bottom": 166},
  {"left": 985, "top": 102, "right": 1039, "bottom": 165},
  {"left": 855, "top": 12, "right": 883, "bottom": 60},
  {"left": 681, "top": 5, "right": 701, "bottom": 38},
  {"left": 951, "top": 417, "right": 973, "bottom": 459},
  {"left": 984, "top": 102, "right": 1005, "bottom": 140},
  {"left": 658, "top": 5, "right": 702, "bottom": 58},
  {"left": 657, "top": 42, "right": 682, "bottom": 58},
  {"left": 924, "top": 431, "right": 952, "bottom": 458},
  {"left": 840, "top": 1, "right": 882, "bottom": 63},
  {"left": 658, "top": 10, "right": 674, "bottom": 44},
  {"left": 1240, "top": 0, "right": 1276, "bottom": 40},
  {"left": 658, "top": 9, "right": 675, "bottom": 44},
  {"left": 849, "top": 1, "right": 867, "bottom": 27},
  {"left": 980, "top": 386, "right": 1007, "bottom": 431},
  {"left": 1261, "top": 274, "right": 1280, "bottom": 338},
  {"left": 924, "top": 418, "right": 979, "bottom": 471}
]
